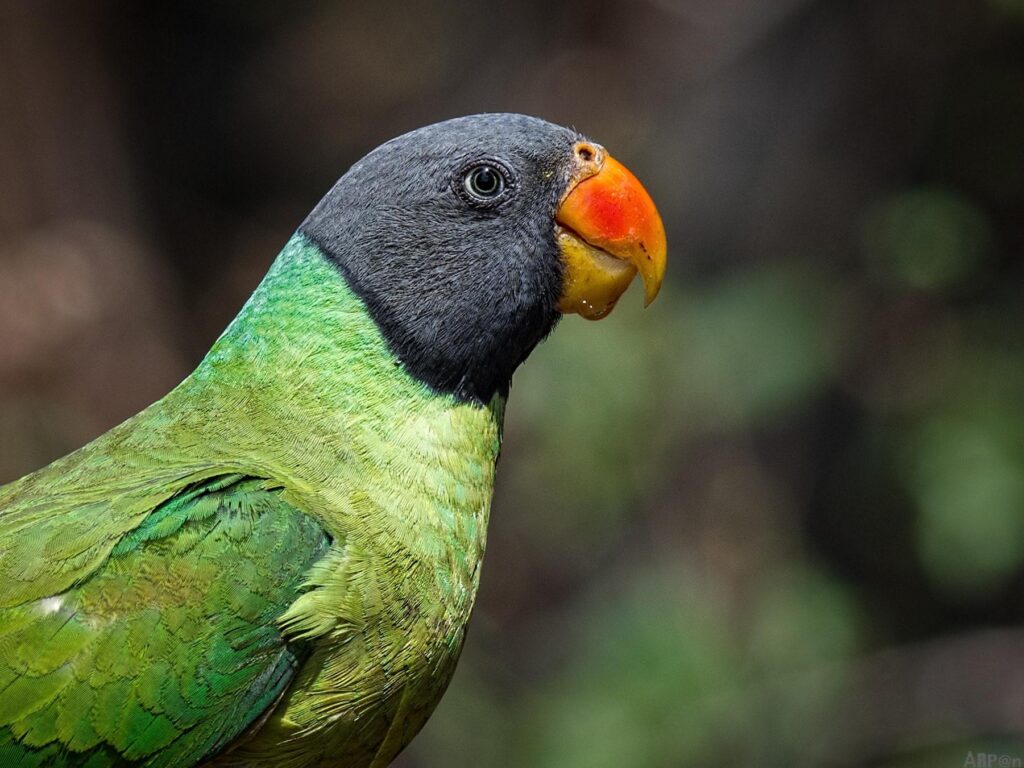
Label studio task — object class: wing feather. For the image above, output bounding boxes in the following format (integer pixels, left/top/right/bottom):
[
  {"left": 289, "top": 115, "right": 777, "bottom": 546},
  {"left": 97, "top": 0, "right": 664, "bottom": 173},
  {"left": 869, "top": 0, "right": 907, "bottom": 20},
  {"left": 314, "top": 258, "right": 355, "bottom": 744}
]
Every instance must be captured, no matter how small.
[{"left": 0, "top": 473, "right": 332, "bottom": 767}]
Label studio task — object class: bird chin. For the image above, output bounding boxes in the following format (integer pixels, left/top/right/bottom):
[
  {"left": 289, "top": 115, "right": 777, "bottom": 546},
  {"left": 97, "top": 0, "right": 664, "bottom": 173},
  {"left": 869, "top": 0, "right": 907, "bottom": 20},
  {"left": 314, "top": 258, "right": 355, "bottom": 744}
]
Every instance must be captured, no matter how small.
[{"left": 555, "top": 225, "right": 638, "bottom": 321}]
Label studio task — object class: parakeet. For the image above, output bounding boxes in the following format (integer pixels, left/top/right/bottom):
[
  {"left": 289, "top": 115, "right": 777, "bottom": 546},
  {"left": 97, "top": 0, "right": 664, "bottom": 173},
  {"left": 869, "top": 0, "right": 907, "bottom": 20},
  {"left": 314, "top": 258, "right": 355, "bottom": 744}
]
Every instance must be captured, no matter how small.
[{"left": 0, "top": 114, "right": 666, "bottom": 767}]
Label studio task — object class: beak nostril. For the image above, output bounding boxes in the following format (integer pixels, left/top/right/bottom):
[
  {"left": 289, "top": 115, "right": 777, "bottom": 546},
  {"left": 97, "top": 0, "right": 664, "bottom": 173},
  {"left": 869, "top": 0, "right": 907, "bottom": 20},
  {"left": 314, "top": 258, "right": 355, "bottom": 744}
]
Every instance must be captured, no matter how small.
[{"left": 576, "top": 143, "right": 596, "bottom": 162}]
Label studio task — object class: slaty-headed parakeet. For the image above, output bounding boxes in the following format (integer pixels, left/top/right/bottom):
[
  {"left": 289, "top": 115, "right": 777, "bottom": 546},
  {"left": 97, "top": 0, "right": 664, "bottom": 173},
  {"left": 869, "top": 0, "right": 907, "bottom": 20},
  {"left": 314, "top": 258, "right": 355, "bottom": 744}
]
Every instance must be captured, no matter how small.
[{"left": 0, "top": 114, "right": 666, "bottom": 767}]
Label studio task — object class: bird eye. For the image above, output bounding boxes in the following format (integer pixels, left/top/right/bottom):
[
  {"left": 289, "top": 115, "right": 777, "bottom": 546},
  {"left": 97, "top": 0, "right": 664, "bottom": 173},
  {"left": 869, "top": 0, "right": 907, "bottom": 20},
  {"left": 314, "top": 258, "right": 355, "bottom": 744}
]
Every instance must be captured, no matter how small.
[{"left": 463, "top": 163, "right": 507, "bottom": 202}]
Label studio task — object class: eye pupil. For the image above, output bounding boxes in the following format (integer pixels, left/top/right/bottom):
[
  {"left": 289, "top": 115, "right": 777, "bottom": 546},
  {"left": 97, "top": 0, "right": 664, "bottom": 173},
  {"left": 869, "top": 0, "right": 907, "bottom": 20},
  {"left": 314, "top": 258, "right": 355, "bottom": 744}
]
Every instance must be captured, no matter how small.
[{"left": 465, "top": 165, "right": 504, "bottom": 199}]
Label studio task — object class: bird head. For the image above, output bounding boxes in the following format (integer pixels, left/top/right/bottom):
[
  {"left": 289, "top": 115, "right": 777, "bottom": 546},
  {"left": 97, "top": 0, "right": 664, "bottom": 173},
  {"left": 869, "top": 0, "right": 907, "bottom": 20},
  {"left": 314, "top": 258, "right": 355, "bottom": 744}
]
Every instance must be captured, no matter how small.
[{"left": 301, "top": 113, "right": 666, "bottom": 403}]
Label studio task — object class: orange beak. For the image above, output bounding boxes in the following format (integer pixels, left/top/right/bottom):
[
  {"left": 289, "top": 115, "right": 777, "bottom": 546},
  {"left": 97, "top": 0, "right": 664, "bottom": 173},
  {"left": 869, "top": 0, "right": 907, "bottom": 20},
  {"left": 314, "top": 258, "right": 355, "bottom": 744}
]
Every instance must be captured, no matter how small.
[{"left": 555, "top": 145, "right": 667, "bottom": 320}]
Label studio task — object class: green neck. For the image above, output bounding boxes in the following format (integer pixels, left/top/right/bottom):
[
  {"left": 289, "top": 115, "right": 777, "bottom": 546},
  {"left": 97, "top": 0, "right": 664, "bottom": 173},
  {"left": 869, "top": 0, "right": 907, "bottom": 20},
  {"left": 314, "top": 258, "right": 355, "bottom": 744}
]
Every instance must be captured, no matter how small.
[
  {"left": 177, "top": 235, "right": 505, "bottom": 541},
  {"left": 194, "top": 234, "right": 437, "bottom": 412}
]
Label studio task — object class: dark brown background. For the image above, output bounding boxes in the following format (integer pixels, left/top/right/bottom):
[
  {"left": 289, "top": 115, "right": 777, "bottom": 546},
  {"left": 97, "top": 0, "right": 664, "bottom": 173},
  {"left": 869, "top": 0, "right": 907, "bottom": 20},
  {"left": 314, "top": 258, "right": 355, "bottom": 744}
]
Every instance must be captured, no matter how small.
[{"left": 2, "top": 2, "right": 1024, "bottom": 765}]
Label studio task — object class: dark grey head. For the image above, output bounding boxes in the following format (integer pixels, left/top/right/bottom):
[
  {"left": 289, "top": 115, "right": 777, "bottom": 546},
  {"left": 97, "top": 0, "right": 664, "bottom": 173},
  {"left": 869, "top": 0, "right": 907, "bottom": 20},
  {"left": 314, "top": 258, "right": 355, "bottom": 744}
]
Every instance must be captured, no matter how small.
[{"left": 300, "top": 113, "right": 584, "bottom": 404}]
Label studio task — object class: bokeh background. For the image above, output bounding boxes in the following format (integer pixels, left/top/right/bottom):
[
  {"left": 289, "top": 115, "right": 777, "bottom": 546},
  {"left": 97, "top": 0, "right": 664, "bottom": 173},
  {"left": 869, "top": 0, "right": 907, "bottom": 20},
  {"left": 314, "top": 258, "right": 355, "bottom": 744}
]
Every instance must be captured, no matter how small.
[{"left": 2, "top": 1, "right": 1024, "bottom": 765}]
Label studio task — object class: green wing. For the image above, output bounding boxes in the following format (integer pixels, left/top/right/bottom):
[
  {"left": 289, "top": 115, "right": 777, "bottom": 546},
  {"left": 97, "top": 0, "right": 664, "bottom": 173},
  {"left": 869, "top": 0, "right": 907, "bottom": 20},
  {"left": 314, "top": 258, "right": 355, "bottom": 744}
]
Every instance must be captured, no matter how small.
[{"left": 0, "top": 473, "right": 331, "bottom": 767}]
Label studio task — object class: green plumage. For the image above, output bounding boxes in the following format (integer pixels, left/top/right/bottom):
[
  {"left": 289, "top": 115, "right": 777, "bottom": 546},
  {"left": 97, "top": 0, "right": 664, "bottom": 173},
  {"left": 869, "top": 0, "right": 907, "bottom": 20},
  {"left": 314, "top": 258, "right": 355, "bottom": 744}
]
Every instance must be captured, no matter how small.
[{"left": 0, "top": 236, "right": 504, "bottom": 766}]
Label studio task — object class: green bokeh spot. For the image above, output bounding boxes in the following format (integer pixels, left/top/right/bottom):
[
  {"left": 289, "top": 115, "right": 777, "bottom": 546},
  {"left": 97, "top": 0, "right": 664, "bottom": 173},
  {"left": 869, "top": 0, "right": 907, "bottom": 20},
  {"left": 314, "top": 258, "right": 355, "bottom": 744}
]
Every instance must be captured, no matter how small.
[
  {"left": 673, "top": 266, "right": 845, "bottom": 429},
  {"left": 907, "top": 407, "right": 1024, "bottom": 596},
  {"left": 862, "top": 187, "right": 993, "bottom": 292}
]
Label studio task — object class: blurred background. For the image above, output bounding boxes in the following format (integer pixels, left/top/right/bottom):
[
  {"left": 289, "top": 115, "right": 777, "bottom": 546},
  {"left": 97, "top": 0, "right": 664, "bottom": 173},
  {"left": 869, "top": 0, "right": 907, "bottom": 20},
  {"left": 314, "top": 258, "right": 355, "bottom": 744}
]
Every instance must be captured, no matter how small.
[{"left": 1, "top": 1, "right": 1023, "bottom": 765}]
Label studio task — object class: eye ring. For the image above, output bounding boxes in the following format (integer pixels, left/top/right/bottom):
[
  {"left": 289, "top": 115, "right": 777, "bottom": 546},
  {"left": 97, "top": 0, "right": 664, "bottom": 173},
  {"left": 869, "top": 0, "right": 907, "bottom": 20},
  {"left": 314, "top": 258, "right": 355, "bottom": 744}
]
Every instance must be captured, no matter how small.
[{"left": 456, "top": 160, "right": 514, "bottom": 207}]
